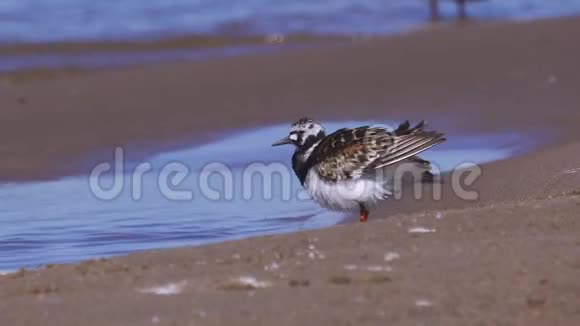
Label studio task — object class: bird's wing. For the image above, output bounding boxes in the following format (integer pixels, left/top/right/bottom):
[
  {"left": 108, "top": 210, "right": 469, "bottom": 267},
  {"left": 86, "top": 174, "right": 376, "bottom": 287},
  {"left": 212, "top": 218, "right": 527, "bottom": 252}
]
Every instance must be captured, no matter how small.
[
  {"left": 366, "top": 121, "right": 446, "bottom": 170},
  {"left": 308, "top": 126, "right": 393, "bottom": 182},
  {"left": 308, "top": 121, "right": 446, "bottom": 182}
]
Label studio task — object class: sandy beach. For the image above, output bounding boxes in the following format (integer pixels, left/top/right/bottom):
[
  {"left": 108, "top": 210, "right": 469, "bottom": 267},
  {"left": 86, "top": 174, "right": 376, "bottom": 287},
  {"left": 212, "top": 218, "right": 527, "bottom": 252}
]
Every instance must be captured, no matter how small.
[{"left": 1, "top": 16, "right": 580, "bottom": 325}]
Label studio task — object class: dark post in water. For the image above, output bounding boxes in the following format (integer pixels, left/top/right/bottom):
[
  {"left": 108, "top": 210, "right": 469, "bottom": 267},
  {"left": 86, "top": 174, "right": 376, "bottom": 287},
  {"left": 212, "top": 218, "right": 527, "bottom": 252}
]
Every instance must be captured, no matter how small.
[{"left": 429, "top": 0, "right": 473, "bottom": 21}]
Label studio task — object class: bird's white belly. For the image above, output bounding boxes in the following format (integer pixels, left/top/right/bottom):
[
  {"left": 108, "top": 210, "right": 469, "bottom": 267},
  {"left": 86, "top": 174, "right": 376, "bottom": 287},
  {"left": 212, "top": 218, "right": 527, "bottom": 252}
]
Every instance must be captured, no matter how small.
[{"left": 304, "top": 170, "right": 391, "bottom": 211}]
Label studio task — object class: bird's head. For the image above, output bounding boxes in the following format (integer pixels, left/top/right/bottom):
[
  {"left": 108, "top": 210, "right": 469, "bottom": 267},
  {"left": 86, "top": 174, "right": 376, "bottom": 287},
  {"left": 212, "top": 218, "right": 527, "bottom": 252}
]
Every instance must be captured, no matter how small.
[{"left": 272, "top": 117, "right": 326, "bottom": 149}]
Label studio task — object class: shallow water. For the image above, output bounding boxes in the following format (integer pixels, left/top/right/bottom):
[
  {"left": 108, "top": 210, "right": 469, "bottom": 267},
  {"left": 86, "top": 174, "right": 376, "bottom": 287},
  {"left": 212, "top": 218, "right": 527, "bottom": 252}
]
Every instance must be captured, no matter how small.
[
  {"left": 1, "top": 0, "right": 579, "bottom": 42},
  {"left": 0, "top": 121, "right": 539, "bottom": 271},
  {"left": 0, "top": 43, "right": 308, "bottom": 72}
]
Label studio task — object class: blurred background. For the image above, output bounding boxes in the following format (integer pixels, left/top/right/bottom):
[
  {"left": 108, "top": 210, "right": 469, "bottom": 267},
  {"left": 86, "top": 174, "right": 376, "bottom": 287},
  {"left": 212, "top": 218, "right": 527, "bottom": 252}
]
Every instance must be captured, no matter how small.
[{"left": 1, "top": 0, "right": 579, "bottom": 43}]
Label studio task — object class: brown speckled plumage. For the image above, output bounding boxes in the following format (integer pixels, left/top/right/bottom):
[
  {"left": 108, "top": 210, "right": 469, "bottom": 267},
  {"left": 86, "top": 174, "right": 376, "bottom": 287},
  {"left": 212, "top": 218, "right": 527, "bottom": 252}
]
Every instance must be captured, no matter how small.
[{"left": 306, "top": 121, "right": 445, "bottom": 182}]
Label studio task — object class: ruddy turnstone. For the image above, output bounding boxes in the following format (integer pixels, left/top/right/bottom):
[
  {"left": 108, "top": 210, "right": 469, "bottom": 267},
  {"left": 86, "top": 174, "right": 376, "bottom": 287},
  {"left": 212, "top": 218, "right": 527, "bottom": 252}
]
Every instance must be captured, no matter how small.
[{"left": 272, "top": 118, "right": 446, "bottom": 222}]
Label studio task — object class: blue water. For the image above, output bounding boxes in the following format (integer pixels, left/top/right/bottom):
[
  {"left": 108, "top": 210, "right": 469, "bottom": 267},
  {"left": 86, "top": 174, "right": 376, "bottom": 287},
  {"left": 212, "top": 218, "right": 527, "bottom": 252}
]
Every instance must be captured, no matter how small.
[
  {"left": 1, "top": 1, "right": 579, "bottom": 72},
  {"left": 0, "top": 121, "right": 539, "bottom": 271},
  {"left": 0, "top": 0, "right": 579, "bottom": 42},
  {"left": 0, "top": 44, "right": 311, "bottom": 72}
]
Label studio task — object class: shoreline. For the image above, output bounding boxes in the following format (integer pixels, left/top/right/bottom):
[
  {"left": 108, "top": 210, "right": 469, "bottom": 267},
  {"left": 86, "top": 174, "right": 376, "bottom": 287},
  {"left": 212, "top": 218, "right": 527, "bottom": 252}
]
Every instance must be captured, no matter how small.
[
  {"left": 0, "top": 34, "right": 349, "bottom": 55},
  {"left": 2, "top": 187, "right": 579, "bottom": 325},
  {"left": 0, "top": 129, "right": 558, "bottom": 271}
]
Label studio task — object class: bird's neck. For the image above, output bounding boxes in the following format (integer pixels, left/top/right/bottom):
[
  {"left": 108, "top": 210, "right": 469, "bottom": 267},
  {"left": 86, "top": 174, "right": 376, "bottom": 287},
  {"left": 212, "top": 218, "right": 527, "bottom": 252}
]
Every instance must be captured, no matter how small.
[{"left": 291, "top": 134, "right": 324, "bottom": 184}]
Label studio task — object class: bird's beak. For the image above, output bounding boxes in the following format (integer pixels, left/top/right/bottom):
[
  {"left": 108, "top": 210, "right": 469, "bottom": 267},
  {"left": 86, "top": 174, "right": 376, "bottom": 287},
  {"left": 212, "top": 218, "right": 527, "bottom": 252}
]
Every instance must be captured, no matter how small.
[{"left": 272, "top": 136, "right": 293, "bottom": 146}]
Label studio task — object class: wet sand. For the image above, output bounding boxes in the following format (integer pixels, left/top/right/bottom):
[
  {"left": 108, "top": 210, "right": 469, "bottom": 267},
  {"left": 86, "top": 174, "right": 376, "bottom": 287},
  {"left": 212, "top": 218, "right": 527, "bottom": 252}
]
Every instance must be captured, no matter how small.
[
  {"left": 1, "top": 16, "right": 580, "bottom": 325},
  {"left": 1, "top": 17, "right": 579, "bottom": 181}
]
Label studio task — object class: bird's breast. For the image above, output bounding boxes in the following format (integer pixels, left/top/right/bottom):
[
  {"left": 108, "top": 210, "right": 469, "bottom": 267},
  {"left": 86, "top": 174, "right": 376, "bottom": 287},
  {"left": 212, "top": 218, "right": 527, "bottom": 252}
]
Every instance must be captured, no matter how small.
[{"left": 303, "top": 169, "right": 390, "bottom": 211}]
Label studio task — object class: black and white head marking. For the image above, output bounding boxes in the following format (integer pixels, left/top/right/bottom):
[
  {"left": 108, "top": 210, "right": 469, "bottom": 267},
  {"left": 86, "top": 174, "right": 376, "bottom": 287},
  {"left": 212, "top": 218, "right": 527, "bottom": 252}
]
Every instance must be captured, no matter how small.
[
  {"left": 287, "top": 117, "right": 325, "bottom": 148},
  {"left": 271, "top": 117, "right": 327, "bottom": 184}
]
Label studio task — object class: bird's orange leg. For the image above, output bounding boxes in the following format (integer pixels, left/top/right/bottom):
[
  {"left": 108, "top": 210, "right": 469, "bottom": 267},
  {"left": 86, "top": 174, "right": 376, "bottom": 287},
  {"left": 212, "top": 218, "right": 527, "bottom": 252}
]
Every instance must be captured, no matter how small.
[{"left": 359, "top": 203, "right": 369, "bottom": 222}]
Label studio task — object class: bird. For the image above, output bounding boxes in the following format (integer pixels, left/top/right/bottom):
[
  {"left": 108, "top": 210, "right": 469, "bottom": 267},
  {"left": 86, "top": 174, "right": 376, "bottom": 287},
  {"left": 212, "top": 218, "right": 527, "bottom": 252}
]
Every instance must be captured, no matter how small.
[{"left": 272, "top": 118, "right": 446, "bottom": 222}]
